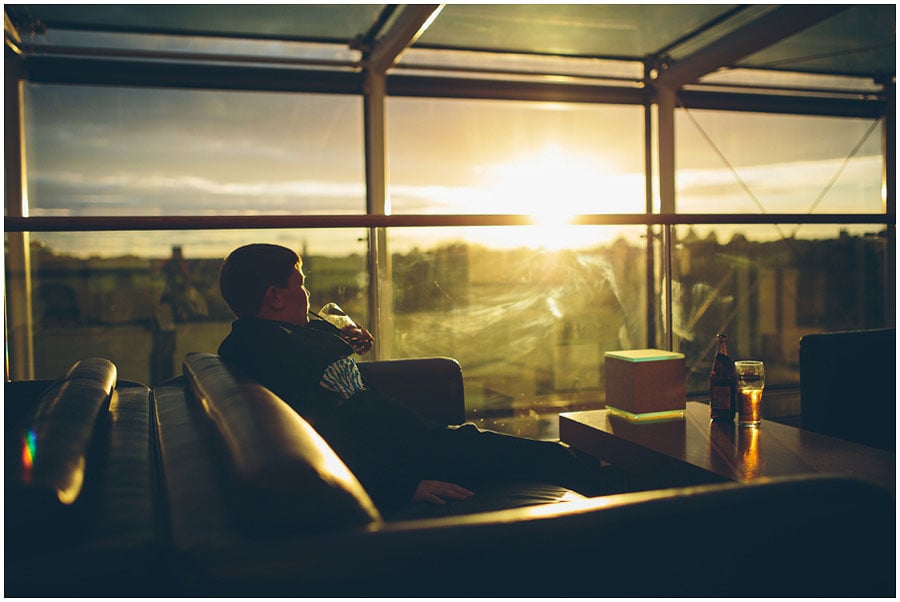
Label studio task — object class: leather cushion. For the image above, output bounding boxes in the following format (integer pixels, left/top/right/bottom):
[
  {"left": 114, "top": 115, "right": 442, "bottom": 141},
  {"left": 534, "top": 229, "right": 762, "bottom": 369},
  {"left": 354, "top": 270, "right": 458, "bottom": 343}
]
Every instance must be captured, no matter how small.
[
  {"left": 90, "top": 381, "right": 159, "bottom": 549},
  {"left": 182, "top": 352, "right": 382, "bottom": 536}
]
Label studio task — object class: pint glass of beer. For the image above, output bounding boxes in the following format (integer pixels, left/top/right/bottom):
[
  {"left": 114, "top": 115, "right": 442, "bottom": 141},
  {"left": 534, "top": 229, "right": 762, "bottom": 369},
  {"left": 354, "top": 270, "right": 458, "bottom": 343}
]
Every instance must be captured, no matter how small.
[{"left": 735, "top": 360, "right": 765, "bottom": 427}]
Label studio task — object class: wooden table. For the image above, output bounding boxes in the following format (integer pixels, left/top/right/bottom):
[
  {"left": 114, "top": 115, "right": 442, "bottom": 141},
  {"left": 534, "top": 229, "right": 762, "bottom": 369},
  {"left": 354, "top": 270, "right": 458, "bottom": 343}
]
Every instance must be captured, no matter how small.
[{"left": 560, "top": 402, "right": 895, "bottom": 495}]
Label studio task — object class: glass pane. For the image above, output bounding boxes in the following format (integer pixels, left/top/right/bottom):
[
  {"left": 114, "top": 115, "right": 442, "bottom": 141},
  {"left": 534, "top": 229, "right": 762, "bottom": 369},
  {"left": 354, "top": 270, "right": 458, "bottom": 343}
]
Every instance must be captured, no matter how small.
[
  {"left": 384, "top": 225, "right": 650, "bottom": 438},
  {"left": 398, "top": 47, "right": 643, "bottom": 82},
  {"left": 419, "top": 4, "right": 736, "bottom": 60},
  {"left": 21, "top": 28, "right": 361, "bottom": 65},
  {"left": 12, "top": 4, "right": 385, "bottom": 44},
  {"left": 4, "top": 229, "right": 369, "bottom": 386},
  {"left": 676, "top": 110, "right": 884, "bottom": 214},
  {"left": 670, "top": 223, "right": 890, "bottom": 420},
  {"left": 21, "top": 84, "right": 365, "bottom": 217},
  {"left": 734, "top": 5, "right": 896, "bottom": 77},
  {"left": 387, "top": 98, "right": 645, "bottom": 216}
]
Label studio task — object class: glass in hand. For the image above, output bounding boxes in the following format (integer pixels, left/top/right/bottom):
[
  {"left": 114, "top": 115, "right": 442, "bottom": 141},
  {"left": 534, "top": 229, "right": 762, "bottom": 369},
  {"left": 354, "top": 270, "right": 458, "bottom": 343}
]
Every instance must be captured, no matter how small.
[
  {"left": 319, "top": 302, "right": 356, "bottom": 329},
  {"left": 318, "top": 302, "right": 373, "bottom": 355}
]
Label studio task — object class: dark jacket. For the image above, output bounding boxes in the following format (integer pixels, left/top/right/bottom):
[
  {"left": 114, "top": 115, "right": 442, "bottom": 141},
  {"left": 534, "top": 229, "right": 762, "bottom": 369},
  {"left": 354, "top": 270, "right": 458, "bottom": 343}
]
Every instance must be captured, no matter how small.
[{"left": 218, "top": 317, "right": 441, "bottom": 512}]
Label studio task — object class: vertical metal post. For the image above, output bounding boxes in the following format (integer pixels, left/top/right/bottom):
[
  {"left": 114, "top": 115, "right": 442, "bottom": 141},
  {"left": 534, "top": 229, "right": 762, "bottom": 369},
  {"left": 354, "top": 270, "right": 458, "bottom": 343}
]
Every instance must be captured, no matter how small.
[
  {"left": 363, "top": 68, "right": 392, "bottom": 359},
  {"left": 657, "top": 84, "right": 677, "bottom": 351},
  {"left": 360, "top": 6, "right": 440, "bottom": 360},
  {"left": 883, "top": 78, "right": 895, "bottom": 327},
  {"left": 643, "top": 99, "right": 657, "bottom": 348},
  {"left": 5, "top": 52, "right": 34, "bottom": 380}
]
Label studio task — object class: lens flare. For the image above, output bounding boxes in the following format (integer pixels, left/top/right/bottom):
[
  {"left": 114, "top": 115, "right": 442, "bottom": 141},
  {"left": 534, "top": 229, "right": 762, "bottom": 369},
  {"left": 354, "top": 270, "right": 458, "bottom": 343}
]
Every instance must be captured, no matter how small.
[{"left": 21, "top": 429, "right": 37, "bottom": 483}]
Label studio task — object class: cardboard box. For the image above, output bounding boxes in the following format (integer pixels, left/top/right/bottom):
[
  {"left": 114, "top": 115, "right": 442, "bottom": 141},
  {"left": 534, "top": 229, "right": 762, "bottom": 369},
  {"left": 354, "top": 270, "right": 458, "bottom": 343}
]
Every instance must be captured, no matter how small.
[{"left": 605, "top": 349, "right": 686, "bottom": 419}]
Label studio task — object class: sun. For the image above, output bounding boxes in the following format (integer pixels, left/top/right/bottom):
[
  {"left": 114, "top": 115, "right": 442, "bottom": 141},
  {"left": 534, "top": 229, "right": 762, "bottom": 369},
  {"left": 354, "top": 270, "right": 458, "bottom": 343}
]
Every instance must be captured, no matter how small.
[
  {"left": 475, "top": 145, "right": 641, "bottom": 248},
  {"left": 486, "top": 144, "right": 631, "bottom": 221}
]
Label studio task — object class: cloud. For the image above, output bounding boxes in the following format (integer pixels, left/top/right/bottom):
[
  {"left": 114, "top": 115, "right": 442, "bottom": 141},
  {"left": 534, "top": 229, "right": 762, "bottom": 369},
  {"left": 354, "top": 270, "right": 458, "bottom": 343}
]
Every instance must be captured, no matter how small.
[
  {"left": 677, "top": 154, "right": 882, "bottom": 213},
  {"left": 30, "top": 171, "right": 366, "bottom": 215}
]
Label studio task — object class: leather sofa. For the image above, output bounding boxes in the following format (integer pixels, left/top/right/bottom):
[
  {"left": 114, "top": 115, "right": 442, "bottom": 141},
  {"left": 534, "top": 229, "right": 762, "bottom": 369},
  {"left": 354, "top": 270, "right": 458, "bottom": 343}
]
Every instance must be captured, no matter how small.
[{"left": 5, "top": 354, "right": 896, "bottom": 597}]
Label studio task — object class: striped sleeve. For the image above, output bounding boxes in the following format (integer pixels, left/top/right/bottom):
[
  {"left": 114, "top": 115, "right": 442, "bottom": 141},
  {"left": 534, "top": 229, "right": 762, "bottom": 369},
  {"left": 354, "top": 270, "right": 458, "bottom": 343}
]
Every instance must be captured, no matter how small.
[{"left": 319, "top": 356, "right": 367, "bottom": 400}]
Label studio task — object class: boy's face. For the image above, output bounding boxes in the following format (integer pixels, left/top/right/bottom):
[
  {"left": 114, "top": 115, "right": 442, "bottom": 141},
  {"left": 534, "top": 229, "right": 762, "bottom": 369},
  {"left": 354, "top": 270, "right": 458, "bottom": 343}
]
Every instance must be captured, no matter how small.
[{"left": 274, "top": 262, "right": 311, "bottom": 326}]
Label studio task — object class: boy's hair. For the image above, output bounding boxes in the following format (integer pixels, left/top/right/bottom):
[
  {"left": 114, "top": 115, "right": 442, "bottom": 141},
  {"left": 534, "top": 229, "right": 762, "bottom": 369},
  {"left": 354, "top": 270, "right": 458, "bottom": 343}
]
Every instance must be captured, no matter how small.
[{"left": 219, "top": 243, "right": 300, "bottom": 319}]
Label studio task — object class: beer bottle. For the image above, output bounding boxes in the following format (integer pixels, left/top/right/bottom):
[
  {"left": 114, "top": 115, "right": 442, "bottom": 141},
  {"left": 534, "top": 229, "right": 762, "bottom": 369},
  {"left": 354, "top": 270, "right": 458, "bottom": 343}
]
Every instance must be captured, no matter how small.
[{"left": 709, "top": 334, "right": 735, "bottom": 421}]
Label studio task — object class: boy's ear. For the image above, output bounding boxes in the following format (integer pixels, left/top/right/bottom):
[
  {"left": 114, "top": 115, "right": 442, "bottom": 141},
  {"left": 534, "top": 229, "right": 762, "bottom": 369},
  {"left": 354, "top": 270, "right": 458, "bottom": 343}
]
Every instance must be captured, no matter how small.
[{"left": 261, "top": 285, "right": 283, "bottom": 310}]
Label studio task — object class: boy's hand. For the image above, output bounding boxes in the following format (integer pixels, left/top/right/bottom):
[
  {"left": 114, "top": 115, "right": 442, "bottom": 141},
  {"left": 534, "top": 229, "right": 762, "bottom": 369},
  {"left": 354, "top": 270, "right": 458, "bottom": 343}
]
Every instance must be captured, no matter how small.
[
  {"left": 412, "top": 480, "right": 475, "bottom": 505},
  {"left": 341, "top": 325, "right": 374, "bottom": 355}
]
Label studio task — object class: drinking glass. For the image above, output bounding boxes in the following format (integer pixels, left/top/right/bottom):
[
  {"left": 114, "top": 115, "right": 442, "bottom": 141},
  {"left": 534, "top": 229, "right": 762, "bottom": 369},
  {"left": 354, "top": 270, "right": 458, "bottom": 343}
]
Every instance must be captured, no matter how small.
[
  {"left": 735, "top": 360, "right": 765, "bottom": 427},
  {"left": 317, "top": 303, "right": 373, "bottom": 355},
  {"left": 318, "top": 302, "right": 357, "bottom": 329}
]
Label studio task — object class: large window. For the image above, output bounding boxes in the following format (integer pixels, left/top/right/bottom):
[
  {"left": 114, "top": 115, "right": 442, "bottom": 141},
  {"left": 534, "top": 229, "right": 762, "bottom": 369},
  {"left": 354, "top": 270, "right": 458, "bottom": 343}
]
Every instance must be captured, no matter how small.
[
  {"left": 671, "top": 109, "right": 887, "bottom": 416},
  {"left": 6, "top": 81, "right": 891, "bottom": 436},
  {"left": 382, "top": 99, "right": 648, "bottom": 435}
]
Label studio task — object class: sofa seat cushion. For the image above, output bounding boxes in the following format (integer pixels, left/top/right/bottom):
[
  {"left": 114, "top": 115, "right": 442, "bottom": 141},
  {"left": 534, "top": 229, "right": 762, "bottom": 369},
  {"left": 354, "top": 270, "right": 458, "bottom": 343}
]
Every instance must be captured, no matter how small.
[{"left": 180, "top": 352, "right": 382, "bottom": 537}]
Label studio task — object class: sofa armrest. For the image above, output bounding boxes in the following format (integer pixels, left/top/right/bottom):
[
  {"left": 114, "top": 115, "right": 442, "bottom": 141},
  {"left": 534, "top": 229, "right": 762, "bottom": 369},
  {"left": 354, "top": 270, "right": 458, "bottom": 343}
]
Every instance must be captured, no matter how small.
[
  {"left": 358, "top": 357, "right": 465, "bottom": 425},
  {"left": 9, "top": 358, "right": 116, "bottom": 520}
]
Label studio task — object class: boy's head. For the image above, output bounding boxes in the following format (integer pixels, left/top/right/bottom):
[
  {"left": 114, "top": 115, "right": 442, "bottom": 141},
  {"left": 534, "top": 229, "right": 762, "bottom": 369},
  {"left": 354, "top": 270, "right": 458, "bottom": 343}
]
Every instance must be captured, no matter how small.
[{"left": 220, "top": 243, "right": 307, "bottom": 322}]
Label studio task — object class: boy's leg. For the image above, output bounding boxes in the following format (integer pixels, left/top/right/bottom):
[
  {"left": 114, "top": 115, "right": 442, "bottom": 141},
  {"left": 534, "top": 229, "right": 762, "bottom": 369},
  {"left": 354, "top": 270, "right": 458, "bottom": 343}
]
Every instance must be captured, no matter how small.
[{"left": 423, "top": 424, "right": 626, "bottom": 496}]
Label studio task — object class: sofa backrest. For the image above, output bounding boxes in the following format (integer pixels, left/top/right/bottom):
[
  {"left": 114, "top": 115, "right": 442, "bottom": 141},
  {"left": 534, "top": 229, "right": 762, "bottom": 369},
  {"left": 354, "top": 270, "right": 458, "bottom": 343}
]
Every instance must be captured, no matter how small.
[{"left": 178, "top": 352, "right": 383, "bottom": 537}]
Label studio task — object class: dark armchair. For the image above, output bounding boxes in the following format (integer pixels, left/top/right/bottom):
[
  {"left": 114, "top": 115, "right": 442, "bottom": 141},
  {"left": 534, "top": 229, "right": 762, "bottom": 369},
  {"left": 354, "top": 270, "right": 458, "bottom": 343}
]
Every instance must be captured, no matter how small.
[{"left": 800, "top": 328, "right": 895, "bottom": 450}]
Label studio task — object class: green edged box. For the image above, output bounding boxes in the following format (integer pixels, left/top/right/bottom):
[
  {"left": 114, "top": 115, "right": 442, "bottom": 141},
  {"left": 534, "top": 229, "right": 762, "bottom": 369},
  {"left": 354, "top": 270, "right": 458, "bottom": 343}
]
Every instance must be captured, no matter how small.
[{"left": 605, "top": 349, "right": 686, "bottom": 420}]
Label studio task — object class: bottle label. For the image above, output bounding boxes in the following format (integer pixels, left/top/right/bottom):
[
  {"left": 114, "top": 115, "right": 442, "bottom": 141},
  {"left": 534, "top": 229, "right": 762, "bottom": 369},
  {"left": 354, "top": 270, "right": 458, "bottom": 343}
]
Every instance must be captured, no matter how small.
[{"left": 711, "top": 385, "right": 731, "bottom": 410}]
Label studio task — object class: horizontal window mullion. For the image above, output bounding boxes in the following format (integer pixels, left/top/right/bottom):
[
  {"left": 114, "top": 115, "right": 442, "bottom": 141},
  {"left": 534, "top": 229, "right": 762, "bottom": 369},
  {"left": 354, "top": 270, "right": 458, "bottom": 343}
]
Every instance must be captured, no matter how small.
[
  {"left": 4, "top": 213, "right": 893, "bottom": 233},
  {"left": 20, "top": 55, "right": 364, "bottom": 95}
]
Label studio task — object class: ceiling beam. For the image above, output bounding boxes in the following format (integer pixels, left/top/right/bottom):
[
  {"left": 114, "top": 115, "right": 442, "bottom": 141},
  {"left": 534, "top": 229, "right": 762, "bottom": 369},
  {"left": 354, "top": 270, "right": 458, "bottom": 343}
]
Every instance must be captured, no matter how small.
[
  {"left": 656, "top": 5, "right": 851, "bottom": 89},
  {"left": 365, "top": 4, "right": 443, "bottom": 72}
]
